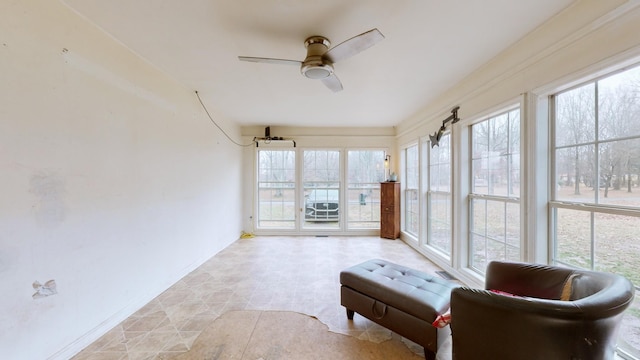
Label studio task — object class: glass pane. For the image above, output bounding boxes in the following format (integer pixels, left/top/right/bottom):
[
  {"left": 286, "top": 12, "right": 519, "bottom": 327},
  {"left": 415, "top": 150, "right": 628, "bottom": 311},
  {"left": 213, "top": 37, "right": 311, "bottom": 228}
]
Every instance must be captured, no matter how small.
[
  {"left": 347, "top": 188, "right": 380, "bottom": 228},
  {"left": 471, "top": 198, "right": 520, "bottom": 271},
  {"left": 508, "top": 109, "right": 521, "bottom": 197},
  {"left": 598, "top": 66, "right": 640, "bottom": 141},
  {"left": 428, "top": 192, "right": 451, "bottom": 254},
  {"left": 594, "top": 212, "right": 640, "bottom": 357},
  {"left": 258, "top": 187, "right": 295, "bottom": 228},
  {"left": 599, "top": 139, "right": 640, "bottom": 207},
  {"left": 509, "top": 109, "right": 521, "bottom": 154},
  {"left": 348, "top": 150, "right": 385, "bottom": 184},
  {"left": 430, "top": 134, "right": 451, "bottom": 192},
  {"left": 593, "top": 213, "right": 640, "bottom": 285},
  {"left": 552, "top": 67, "right": 640, "bottom": 358},
  {"left": 472, "top": 158, "right": 489, "bottom": 194},
  {"left": 347, "top": 150, "right": 384, "bottom": 229},
  {"left": 471, "top": 198, "right": 488, "bottom": 272},
  {"left": 470, "top": 232, "right": 488, "bottom": 273},
  {"left": 508, "top": 153, "right": 520, "bottom": 197},
  {"left": 404, "top": 145, "right": 419, "bottom": 235},
  {"left": 257, "top": 150, "right": 295, "bottom": 229},
  {"left": 555, "top": 83, "right": 595, "bottom": 147},
  {"left": 430, "top": 163, "right": 451, "bottom": 192},
  {"left": 620, "top": 295, "right": 640, "bottom": 359},
  {"left": 470, "top": 107, "right": 521, "bottom": 274},
  {"left": 488, "top": 152, "right": 508, "bottom": 196},
  {"left": 406, "top": 145, "right": 419, "bottom": 188},
  {"left": 555, "top": 145, "right": 596, "bottom": 203},
  {"left": 405, "top": 189, "right": 419, "bottom": 235},
  {"left": 303, "top": 150, "right": 340, "bottom": 182},
  {"left": 426, "top": 134, "right": 452, "bottom": 256},
  {"left": 486, "top": 236, "right": 506, "bottom": 265},
  {"left": 471, "top": 111, "right": 520, "bottom": 198},
  {"left": 486, "top": 200, "right": 505, "bottom": 243},
  {"left": 490, "top": 112, "right": 509, "bottom": 154},
  {"left": 431, "top": 134, "right": 451, "bottom": 164},
  {"left": 303, "top": 150, "right": 340, "bottom": 229},
  {"left": 505, "top": 202, "right": 520, "bottom": 261},
  {"left": 472, "top": 121, "right": 489, "bottom": 156},
  {"left": 303, "top": 186, "right": 339, "bottom": 229},
  {"left": 555, "top": 208, "right": 592, "bottom": 269}
]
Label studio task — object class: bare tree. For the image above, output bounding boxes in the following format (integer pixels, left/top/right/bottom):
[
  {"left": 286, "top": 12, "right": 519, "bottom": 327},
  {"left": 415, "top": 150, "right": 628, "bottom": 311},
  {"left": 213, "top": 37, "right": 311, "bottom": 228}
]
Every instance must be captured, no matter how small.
[
  {"left": 556, "top": 84, "right": 596, "bottom": 195},
  {"left": 471, "top": 111, "right": 517, "bottom": 195},
  {"left": 598, "top": 69, "right": 640, "bottom": 196}
]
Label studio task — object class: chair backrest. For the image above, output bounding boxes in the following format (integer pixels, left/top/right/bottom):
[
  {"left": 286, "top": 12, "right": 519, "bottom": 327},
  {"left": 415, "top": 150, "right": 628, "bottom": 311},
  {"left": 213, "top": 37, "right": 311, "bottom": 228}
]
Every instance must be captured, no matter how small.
[
  {"left": 451, "top": 261, "right": 635, "bottom": 360},
  {"left": 485, "top": 261, "right": 634, "bottom": 311}
]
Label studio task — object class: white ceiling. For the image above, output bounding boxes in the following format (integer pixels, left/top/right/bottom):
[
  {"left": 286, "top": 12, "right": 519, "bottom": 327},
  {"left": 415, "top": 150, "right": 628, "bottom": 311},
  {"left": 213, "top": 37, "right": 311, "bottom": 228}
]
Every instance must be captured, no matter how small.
[{"left": 62, "top": 0, "right": 575, "bottom": 128}]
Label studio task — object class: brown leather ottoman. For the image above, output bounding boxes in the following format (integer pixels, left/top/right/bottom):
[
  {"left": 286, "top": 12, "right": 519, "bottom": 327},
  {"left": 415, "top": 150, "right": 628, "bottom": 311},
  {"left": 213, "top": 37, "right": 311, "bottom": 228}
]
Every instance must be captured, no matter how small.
[{"left": 340, "top": 259, "right": 458, "bottom": 360}]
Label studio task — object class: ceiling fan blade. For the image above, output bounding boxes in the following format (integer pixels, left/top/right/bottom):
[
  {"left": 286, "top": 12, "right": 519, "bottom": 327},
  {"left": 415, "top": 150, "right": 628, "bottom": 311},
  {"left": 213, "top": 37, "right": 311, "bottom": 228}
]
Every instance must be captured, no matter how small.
[
  {"left": 321, "top": 74, "right": 343, "bottom": 92},
  {"left": 323, "top": 28, "right": 385, "bottom": 63},
  {"left": 238, "top": 56, "right": 301, "bottom": 66}
]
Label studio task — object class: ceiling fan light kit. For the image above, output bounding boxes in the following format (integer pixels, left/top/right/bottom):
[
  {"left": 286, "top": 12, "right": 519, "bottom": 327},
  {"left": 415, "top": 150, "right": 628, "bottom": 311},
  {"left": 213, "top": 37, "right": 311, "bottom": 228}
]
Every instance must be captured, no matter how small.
[{"left": 238, "top": 28, "right": 384, "bottom": 92}]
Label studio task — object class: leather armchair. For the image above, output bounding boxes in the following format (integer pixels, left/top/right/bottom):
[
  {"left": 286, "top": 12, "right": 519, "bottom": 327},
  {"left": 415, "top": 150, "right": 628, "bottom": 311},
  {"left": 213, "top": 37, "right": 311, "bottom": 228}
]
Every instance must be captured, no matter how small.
[{"left": 450, "top": 261, "right": 635, "bottom": 360}]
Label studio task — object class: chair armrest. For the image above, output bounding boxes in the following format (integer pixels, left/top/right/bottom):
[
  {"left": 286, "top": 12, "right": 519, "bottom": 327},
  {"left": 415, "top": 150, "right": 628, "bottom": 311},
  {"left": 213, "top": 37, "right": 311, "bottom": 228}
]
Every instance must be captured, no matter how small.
[{"left": 450, "top": 287, "right": 630, "bottom": 360}]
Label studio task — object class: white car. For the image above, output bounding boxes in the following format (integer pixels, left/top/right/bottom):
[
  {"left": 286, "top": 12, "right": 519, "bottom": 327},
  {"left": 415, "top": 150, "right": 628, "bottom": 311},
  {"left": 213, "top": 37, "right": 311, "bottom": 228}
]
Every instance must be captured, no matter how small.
[{"left": 305, "top": 189, "right": 339, "bottom": 221}]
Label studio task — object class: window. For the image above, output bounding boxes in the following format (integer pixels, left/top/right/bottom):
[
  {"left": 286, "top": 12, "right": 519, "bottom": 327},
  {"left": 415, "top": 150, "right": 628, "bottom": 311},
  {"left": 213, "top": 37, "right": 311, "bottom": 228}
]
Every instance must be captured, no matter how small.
[
  {"left": 303, "top": 150, "right": 341, "bottom": 229},
  {"left": 347, "top": 150, "right": 385, "bottom": 229},
  {"left": 257, "top": 150, "right": 296, "bottom": 229},
  {"left": 404, "top": 144, "right": 419, "bottom": 236},
  {"left": 551, "top": 65, "right": 640, "bottom": 358},
  {"left": 469, "top": 108, "right": 521, "bottom": 274},
  {"left": 425, "top": 133, "right": 452, "bottom": 256}
]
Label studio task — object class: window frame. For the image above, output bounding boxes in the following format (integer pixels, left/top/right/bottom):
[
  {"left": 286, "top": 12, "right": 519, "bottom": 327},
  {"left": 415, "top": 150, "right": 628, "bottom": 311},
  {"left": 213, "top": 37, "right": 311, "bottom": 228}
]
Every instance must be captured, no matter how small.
[
  {"left": 422, "top": 132, "right": 453, "bottom": 258},
  {"left": 466, "top": 106, "right": 523, "bottom": 275},
  {"left": 345, "top": 149, "right": 386, "bottom": 230},
  {"left": 548, "top": 64, "right": 640, "bottom": 359},
  {"left": 402, "top": 143, "right": 420, "bottom": 238}
]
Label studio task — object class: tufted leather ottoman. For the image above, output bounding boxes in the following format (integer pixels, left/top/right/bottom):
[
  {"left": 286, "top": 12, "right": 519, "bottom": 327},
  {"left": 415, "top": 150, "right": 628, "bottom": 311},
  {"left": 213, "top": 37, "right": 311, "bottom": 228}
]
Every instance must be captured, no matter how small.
[{"left": 340, "top": 259, "right": 458, "bottom": 360}]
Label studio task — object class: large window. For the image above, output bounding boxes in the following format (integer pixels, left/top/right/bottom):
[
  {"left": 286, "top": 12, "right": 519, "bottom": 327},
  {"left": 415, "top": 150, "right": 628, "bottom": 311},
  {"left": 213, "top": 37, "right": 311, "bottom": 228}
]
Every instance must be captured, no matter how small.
[
  {"left": 257, "top": 150, "right": 296, "bottom": 229},
  {"left": 347, "top": 150, "right": 385, "bottom": 229},
  {"left": 552, "top": 65, "right": 640, "bottom": 358},
  {"left": 425, "top": 133, "right": 452, "bottom": 256},
  {"left": 469, "top": 108, "right": 521, "bottom": 273},
  {"left": 257, "top": 147, "right": 388, "bottom": 233},
  {"left": 404, "top": 144, "right": 419, "bottom": 236}
]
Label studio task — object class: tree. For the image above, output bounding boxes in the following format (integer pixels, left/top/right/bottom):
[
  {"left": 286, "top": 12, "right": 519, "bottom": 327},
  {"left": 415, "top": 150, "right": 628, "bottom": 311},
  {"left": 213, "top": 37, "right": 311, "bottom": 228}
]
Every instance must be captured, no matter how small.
[
  {"left": 598, "top": 68, "right": 640, "bottom": 196},
  {"left": 556, "top": 84, "right": 595, "bottom": 195}
]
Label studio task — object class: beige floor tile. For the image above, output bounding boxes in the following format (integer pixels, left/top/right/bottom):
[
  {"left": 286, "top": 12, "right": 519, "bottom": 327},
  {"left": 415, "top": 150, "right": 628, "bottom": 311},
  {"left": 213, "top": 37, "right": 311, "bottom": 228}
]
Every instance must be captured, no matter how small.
[{"left": 72, "top": 236, "right": 447, "bottom": 359}]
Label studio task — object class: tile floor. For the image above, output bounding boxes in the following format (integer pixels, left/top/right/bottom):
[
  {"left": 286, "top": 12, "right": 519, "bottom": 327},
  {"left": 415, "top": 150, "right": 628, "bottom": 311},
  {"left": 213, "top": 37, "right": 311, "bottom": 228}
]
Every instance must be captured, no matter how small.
[{"left": 71, "top": 236, "right": 446, "bottom": 360}]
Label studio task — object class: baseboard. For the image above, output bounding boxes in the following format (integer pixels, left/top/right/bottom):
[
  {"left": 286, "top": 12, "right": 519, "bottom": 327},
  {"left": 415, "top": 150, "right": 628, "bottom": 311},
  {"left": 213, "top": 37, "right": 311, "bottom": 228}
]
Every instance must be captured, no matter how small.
[{"left": 47, "top": 249, "right": 221, "bottom": 360}]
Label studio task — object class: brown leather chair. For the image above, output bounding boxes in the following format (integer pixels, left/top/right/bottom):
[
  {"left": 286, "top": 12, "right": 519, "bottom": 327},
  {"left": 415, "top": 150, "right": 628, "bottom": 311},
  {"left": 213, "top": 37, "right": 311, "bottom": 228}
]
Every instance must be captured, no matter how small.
[{"left": 450, "top": 261, "right": 635, "bottom": 360}]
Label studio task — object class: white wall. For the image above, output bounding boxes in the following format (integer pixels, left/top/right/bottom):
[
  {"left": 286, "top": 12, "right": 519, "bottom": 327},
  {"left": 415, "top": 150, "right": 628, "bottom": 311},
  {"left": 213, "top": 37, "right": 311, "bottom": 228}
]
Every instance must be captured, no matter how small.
[{"left": 0, "top": 1, "right": 243, "bottom": 359}]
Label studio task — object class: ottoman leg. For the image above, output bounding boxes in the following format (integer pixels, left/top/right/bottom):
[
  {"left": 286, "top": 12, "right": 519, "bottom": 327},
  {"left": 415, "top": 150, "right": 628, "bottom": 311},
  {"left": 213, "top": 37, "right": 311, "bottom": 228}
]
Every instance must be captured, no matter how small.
[
  {"left": 424, "top": 348, "right": 436, "bottom": 360},
  {"left": 346, "top": 309, "right": 354, "bottom": 320}
]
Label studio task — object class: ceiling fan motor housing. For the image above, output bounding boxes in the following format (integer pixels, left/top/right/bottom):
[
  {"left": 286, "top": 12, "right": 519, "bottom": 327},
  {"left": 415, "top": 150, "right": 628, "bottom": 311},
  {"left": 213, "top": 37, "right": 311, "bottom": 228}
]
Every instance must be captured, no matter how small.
[
  {"left": 238, "top": 28, "right": 383, "bottom": 92},
  {"left": 301, "top": 36, "right": 334, "bottom": 79}
]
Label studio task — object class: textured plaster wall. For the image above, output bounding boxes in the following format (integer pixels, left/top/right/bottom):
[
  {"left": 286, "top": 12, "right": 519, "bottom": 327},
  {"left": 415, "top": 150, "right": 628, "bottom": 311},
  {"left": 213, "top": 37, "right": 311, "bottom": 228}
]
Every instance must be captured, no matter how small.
[{"left": 0, "top": 1, "right": 242, "bottom": 358}]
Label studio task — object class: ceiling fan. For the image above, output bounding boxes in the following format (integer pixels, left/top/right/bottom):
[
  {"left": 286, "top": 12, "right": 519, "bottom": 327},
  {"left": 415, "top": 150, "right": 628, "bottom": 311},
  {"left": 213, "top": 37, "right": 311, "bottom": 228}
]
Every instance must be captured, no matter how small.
[{"left": 238, "top": 28, "right": 384, "bottom": 92}]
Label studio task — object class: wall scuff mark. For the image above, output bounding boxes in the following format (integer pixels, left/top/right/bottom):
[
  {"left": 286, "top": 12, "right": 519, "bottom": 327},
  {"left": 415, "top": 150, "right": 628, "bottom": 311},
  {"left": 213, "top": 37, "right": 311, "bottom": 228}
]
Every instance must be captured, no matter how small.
[{"left": 32, "top": 280, "right": 57, "bottom": 299}]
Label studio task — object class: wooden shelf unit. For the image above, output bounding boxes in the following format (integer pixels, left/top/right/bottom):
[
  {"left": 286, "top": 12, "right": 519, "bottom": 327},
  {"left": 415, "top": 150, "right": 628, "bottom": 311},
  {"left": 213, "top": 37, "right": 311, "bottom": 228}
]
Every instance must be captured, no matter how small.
[{"left": 380, "top": 182, "right": 400, "bottom": 239}]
